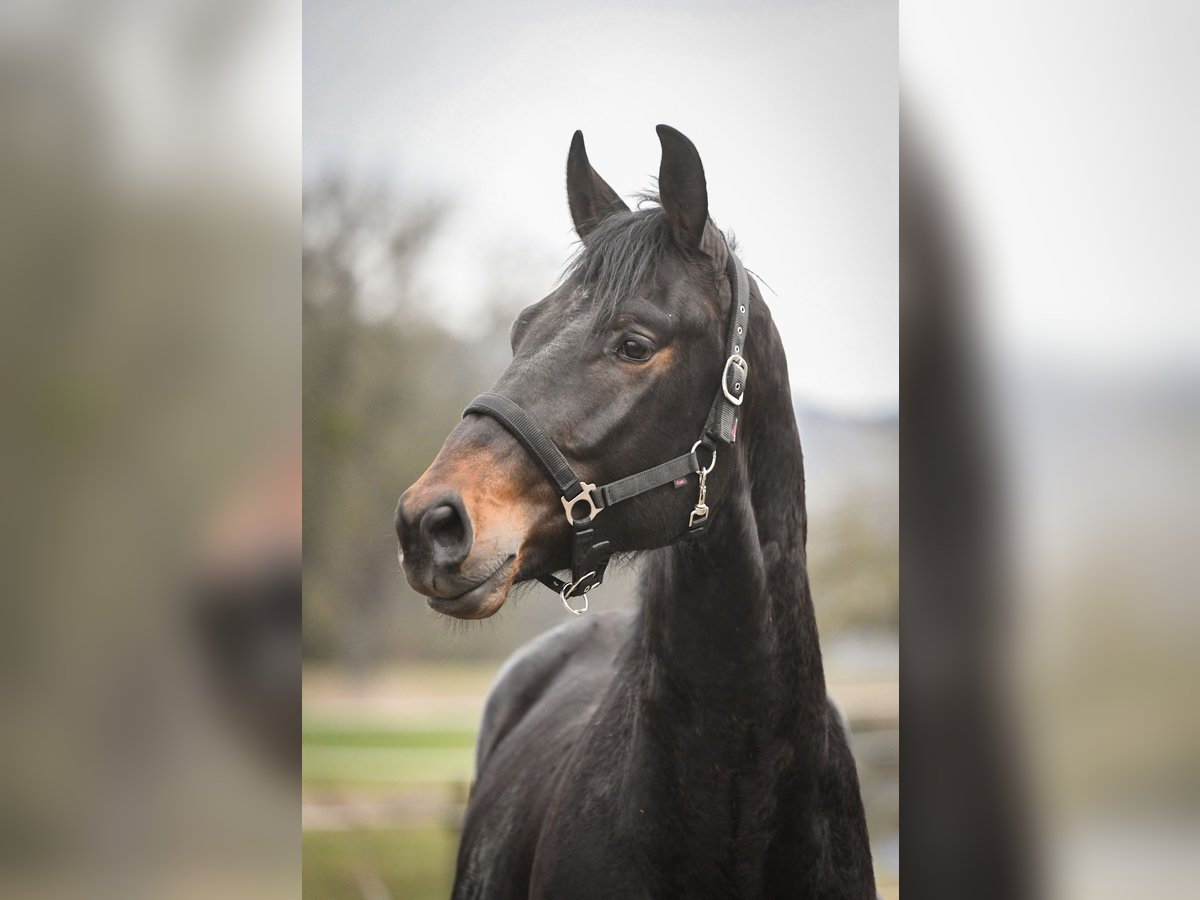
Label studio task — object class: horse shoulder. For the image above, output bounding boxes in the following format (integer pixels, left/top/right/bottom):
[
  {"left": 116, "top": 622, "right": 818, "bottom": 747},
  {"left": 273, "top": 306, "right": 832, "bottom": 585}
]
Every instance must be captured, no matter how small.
[{"left": 475, "top": 608, "right": 634, "bottom": 772}]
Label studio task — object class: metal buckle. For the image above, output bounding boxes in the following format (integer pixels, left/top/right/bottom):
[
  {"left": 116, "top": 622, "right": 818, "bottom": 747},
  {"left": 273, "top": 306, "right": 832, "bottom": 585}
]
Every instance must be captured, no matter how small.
[
  {"left": 560, "top": 573, "right": 595, "bottom": 615},
  {"left": 721, "top": 354, "right": 748, "bottom": 406},
  {"left": 561, "top": 482, "right": 603, "bottom": 525}
]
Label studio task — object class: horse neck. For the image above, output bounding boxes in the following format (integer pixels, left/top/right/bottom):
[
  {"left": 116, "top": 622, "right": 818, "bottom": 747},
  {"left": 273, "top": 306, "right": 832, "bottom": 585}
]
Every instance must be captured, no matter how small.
[{"left": 635, "top": 302, "right": 827, "bottom": 752}]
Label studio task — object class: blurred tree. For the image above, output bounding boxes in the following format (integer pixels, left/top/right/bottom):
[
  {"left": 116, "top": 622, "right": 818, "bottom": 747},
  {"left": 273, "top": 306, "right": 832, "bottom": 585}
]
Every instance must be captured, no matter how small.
[
  {"left": 303, "top": 177, "right": 558, "bottom": 669},
  {"left": 304, "top": 177, "right": 459, "bottom": 668}
]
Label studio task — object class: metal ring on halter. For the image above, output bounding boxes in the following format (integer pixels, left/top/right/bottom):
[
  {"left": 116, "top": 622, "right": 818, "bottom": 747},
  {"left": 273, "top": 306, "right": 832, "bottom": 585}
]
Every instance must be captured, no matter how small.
[
  {"left": 690, "top": 440, "right": 717, "bottom": 475},
  {"left": 560, "top": 573, "right": 595, "bottom": 615},
  {"left": 561, "top": 482, "right": 603, "bottom": 525}
]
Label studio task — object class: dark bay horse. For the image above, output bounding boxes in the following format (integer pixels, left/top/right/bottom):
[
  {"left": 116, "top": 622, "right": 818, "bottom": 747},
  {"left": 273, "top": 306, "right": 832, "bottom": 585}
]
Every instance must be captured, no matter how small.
[{"left": 395, "top": 126, "right": 876, "bottom": 898}]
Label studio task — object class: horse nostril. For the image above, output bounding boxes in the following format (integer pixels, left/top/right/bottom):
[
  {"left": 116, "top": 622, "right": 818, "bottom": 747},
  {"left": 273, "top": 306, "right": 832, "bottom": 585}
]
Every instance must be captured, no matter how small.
[
  {"left": 418, "top": 494, "right": 473, "bottom": 568},
  {"left": 423, "top": 505, "right": 461, "bottom": 545}
]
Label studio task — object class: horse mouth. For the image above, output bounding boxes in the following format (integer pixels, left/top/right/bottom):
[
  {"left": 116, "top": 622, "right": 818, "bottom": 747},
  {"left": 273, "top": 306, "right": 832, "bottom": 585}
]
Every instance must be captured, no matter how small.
[{"left": 426, "top": 556, "right": 517, "bottom": 620}]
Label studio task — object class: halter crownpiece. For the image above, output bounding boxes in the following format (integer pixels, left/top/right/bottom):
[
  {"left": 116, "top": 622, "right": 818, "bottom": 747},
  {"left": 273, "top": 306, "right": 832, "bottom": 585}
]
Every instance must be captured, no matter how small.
[{"left": 463, "top": 246, "right": 750, "bottom": 614}]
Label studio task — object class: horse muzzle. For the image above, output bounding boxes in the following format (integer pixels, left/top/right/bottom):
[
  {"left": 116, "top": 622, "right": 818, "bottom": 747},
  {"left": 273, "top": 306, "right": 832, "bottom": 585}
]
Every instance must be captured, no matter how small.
[{"left": 395, "top": 426, "right": 550, "bottom": 618}]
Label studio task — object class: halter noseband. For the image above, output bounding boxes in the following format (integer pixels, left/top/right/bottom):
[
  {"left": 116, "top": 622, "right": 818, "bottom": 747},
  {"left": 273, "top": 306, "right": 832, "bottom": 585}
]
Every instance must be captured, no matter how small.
[{"left": 463, "top": 248, "right": 750, "bottom": 614}]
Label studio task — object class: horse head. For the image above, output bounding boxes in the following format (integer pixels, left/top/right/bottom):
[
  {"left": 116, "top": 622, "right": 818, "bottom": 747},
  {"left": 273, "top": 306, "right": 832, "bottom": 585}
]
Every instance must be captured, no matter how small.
[{"left": 395, "top": 126, "right": 742, "bottom": 619}]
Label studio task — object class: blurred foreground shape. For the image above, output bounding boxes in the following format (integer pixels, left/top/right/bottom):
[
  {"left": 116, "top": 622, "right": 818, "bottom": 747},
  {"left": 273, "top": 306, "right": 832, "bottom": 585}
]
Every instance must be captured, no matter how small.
[
  {"left": 0, "top": 0, "right": 300, "bottom": 896},
  {"left": 903, "top": 2, "right": 1200, "bottom": 895}
]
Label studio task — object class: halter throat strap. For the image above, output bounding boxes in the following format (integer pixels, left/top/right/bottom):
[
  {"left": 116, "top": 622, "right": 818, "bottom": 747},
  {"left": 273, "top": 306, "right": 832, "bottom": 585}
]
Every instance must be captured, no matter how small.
[{"left": 462, "top": 249, "right": 750, "bottom": 612}]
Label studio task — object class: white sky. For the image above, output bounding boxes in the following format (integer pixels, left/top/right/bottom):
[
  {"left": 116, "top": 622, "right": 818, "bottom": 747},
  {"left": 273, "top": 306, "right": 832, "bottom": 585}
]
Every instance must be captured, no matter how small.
[
  {"left": 305, "top": 0, "right": 898, "bottom": 414},
  {"left": 903, "top": 1, "right": 1200, "bottom": 378}
]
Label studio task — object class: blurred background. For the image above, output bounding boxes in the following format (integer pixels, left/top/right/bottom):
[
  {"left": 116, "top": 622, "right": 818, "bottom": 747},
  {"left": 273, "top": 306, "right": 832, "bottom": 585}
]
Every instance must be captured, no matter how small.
[
  {"left": 903, "top": 2, "right": 1200, "bottom": 898},
  {"left": 8, "top": 2, "right": 1194, "bottom": 899},
  {"left": 0, "top": 0, "right": 300, "bottom": 898},
  {"left": 302, "top": 0, "right": 898, "bottom": 897}
]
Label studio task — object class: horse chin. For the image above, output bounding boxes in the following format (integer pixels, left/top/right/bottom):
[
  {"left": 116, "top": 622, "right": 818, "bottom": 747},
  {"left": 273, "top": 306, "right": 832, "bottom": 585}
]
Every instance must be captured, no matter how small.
[{"left": 425, "top": 555, "right": 517, "bottom": 620}]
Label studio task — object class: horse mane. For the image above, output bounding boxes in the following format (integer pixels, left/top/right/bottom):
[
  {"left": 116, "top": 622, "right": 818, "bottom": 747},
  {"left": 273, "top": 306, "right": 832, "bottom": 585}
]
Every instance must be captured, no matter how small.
[{"left": 560, "top": 190, "right": 738, "bottom": 328}]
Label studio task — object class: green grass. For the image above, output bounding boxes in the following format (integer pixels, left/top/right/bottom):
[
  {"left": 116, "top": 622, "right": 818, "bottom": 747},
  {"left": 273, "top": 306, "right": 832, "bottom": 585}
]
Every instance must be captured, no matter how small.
[
  {"left": 303, "top": 826, "right": 457, "bottom": 900},
  {"left": 302, "top": 719, "right": 472, "bottom": 893},
  {"left": 303, "top": 724, "right": 476, "bottom": 750},
  {"left": 303, "top": 724, "right": 476, "bottom": 788},
  {"left": 304, "top": 745, "right": 474, "bottom": 787}
]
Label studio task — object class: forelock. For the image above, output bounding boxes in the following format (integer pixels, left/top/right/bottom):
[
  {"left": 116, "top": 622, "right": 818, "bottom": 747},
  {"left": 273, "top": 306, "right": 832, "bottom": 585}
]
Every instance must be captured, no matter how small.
[
  {"left": 560, "top": 201, "right": 673, "bottom": 327},
  {"left": 558, "top": 192, "right": 739, "bottom": 328}
]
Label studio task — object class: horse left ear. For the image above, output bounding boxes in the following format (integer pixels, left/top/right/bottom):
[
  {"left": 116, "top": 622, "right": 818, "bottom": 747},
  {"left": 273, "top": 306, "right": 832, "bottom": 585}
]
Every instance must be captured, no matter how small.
[
  {"left": 656, "top": 124, "right": 710, "bottom": 253},
  {"left": 567, "top": 130, "right": 630, "bottom": 240}
]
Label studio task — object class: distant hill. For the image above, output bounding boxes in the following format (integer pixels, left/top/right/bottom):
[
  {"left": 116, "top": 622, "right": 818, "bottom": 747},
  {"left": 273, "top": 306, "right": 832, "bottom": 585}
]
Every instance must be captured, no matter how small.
[{"left": 794, "top": 401, "right": 898, "bottom": 525}]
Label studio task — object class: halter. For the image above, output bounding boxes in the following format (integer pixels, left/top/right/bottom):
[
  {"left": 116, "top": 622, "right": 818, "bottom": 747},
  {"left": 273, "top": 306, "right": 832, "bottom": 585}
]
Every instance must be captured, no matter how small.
[{"left": 463, "top": 249, "right": 750, "bottom": 614}]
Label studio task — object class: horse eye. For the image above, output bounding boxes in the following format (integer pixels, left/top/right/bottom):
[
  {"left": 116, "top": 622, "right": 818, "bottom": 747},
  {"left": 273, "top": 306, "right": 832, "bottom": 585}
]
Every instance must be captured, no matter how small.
[{"left": 617, "top": 338, "right": 654, "bottom": 362}]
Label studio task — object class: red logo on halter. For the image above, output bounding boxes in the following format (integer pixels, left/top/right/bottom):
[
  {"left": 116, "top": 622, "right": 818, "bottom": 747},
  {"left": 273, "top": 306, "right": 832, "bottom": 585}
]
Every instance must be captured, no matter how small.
[{"left": 731, "top": 418, "right": 738, "bottom": 442}]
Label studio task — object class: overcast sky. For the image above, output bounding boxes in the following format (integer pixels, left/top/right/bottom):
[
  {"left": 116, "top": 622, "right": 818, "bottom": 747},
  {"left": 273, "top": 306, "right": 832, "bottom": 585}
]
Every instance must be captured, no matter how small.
[
  {"left": 904, "top": 2, "right": 1200, "bottom": 381},
  {"left": 305, "top": 0, "right": 898, "bottom": 414}
]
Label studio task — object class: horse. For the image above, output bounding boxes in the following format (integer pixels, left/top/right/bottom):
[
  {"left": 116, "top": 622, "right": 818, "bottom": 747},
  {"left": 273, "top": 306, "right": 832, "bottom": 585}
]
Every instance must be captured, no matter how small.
[{"left": 395, "top": 125, "right": 877, "bottom": 898}]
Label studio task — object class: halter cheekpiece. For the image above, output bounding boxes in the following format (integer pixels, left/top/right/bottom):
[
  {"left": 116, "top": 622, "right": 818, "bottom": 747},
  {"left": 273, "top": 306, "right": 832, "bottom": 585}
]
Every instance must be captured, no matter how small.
[{"left": 463, "top": 247, "right": 750, "bottom": 614}]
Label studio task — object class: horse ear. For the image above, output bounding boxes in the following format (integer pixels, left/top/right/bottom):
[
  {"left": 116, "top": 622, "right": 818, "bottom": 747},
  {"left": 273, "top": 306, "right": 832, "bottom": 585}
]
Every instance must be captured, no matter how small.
[
  {"left": 566, "top": 130, "right": 629, "bottom": 239},
  {"left": 656, "top": 124, "right": 709, "bottom": 253}
]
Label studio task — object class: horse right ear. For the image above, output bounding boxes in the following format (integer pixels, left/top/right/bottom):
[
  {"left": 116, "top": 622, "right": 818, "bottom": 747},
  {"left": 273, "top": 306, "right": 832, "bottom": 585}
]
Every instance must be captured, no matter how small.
[
  {"left": 656, "top": 124, "right": 709, "bottom": 253},
  {"left": 566, "top": 130, "right": 629, "bottom": 240}
]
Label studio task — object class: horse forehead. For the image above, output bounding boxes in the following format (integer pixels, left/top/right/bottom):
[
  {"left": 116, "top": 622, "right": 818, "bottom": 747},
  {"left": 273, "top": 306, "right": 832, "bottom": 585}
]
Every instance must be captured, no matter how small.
[
  {"left": 511, "top": 290, "right": 585, "bottom": 345},
  {"left": 505, "top": 310, "right": 591, "bottom": 379},
  {"left": 518, "top": 266, "right": 713, "bottom": 341},
  {"left": 669, "top": 275, "right": 721, "bottom": 320},
  {"left": 630, "top": 278, "right": 716, "bottom": 336},
  {"left": 603, "top": 268, "right": 720, "bottom": 325}
]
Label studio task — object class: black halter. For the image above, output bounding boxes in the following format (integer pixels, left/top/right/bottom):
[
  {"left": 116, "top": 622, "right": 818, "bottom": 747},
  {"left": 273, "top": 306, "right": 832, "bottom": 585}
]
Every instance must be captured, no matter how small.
[{"left": 463, "top": 249, "right": 750, "bottom": 614}]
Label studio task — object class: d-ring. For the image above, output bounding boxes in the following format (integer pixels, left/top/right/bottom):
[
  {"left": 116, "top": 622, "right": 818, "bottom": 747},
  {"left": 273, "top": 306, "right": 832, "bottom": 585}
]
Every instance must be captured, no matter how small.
[
  {"left": 560, "top": 573, "right": 594, "bottom": 615},
  {"left": 690, "top": 440, "right": 717, "bottom": 475}
]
